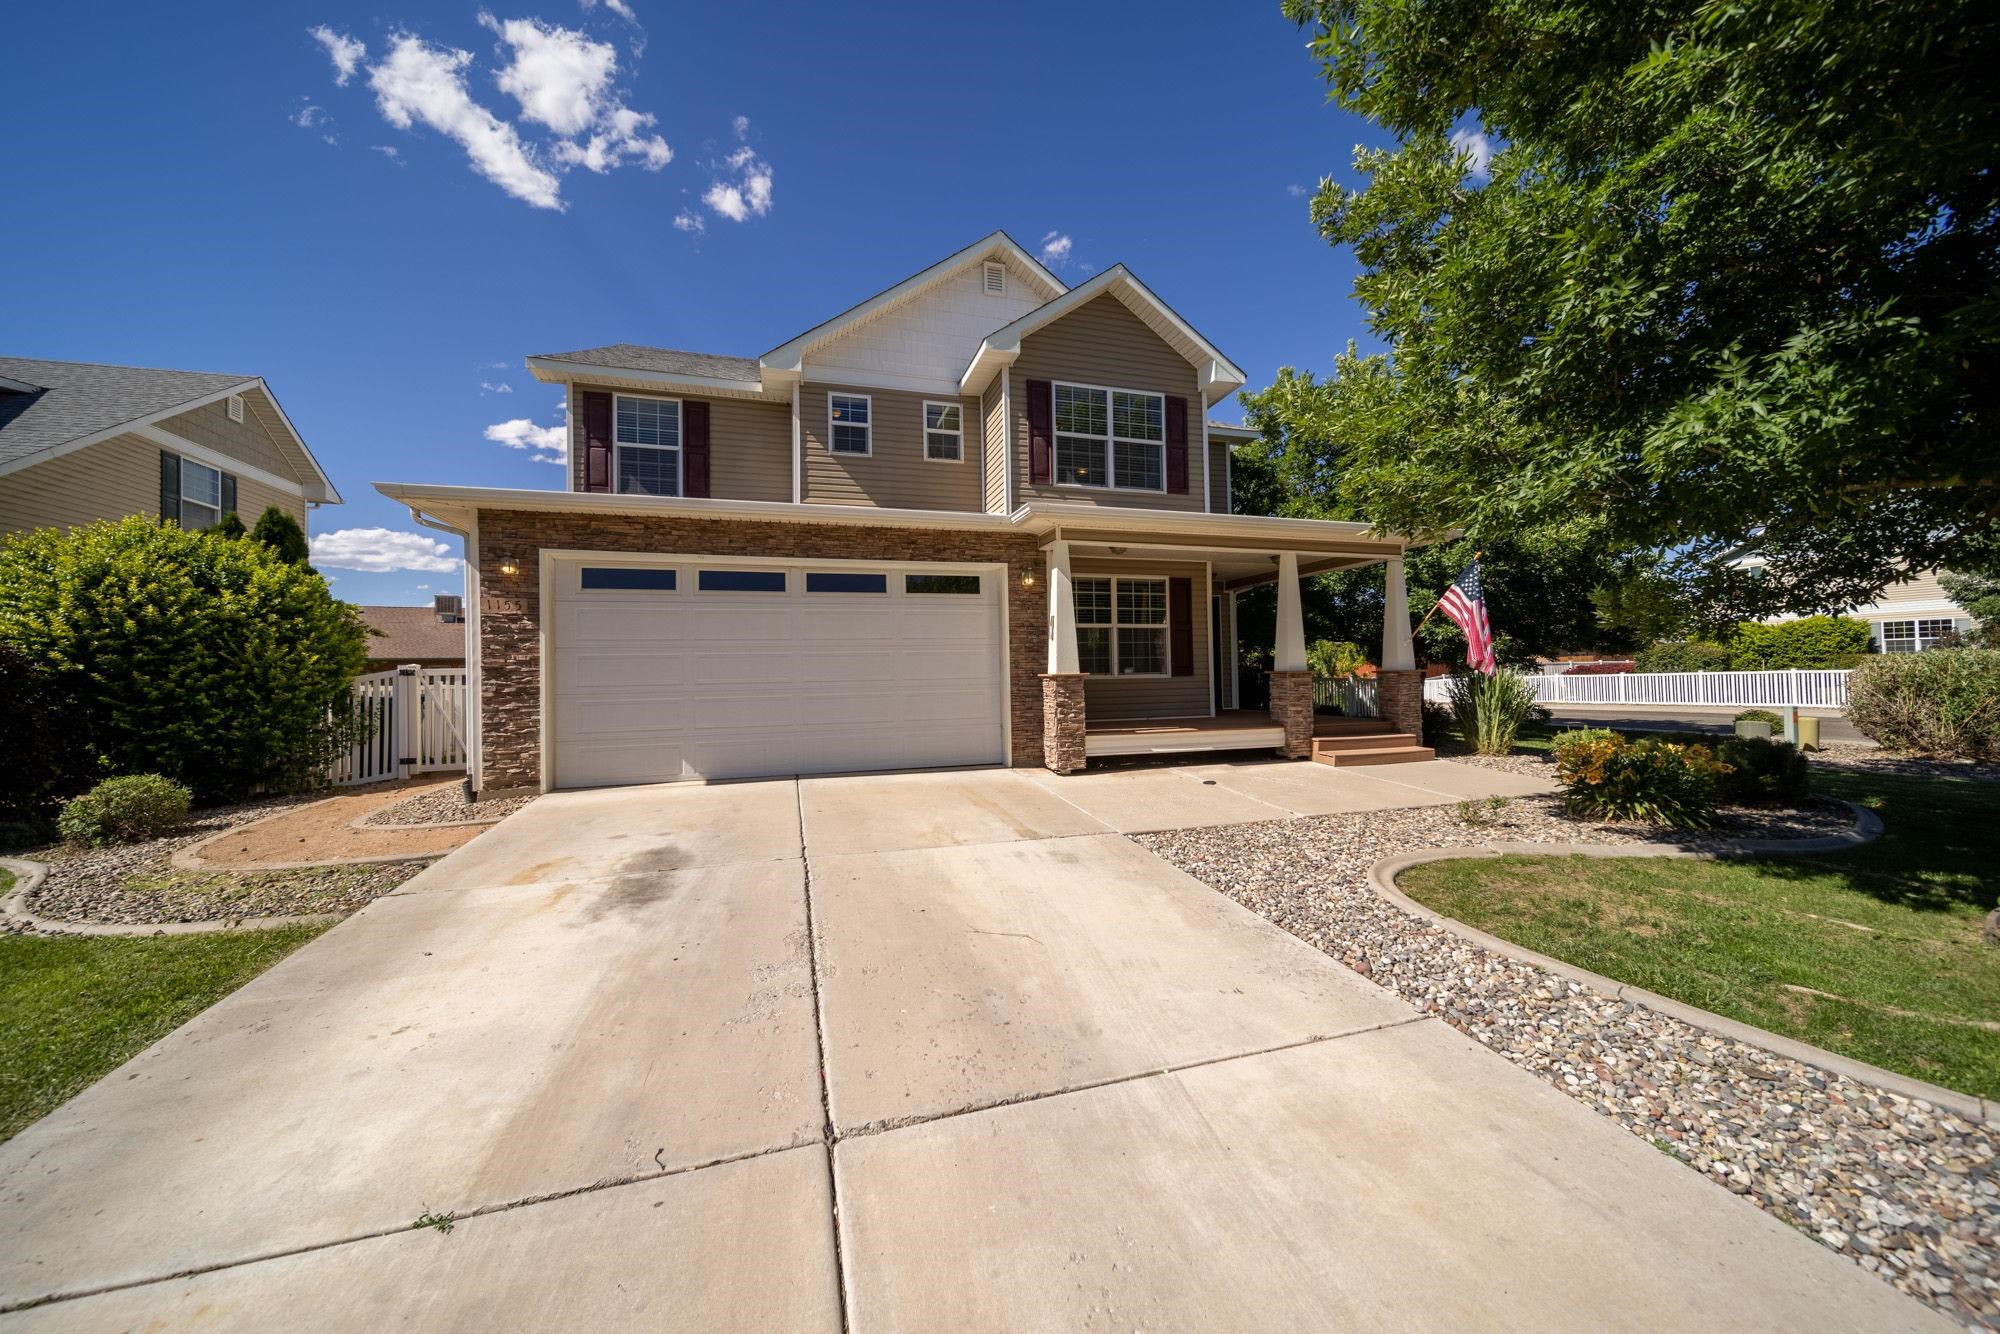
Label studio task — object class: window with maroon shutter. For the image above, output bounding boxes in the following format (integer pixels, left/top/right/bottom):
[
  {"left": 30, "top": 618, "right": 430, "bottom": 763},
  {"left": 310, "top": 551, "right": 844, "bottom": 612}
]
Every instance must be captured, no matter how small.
[
  {"left": 607, "top": 393, "right": 682, "bottom": 495},
  {"left": 1164, "top": 397, "right": 1188, "bottom": 494},
  {"left": 1027, "top": 379, "right": 1053, "bottom": 485},
  {"left": 683, "top": 400, "right": 711, "bottom": 498},
  {"left": 581, "top": 391, "right": 613, "bottom": 492},
  {"left": 1169, "top": 577, "right": 1193, "bottom": 675}
]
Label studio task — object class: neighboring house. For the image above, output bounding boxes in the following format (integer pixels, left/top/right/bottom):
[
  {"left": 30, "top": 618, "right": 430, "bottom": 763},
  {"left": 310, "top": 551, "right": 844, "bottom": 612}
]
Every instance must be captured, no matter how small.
[
  {"left": 358, "top": 596, "right": 468, "bottom": 672},
  {"left": 1736, "top": 556, "right": 1981, "bottom": 653},
  {"left": 0, "top": 357, "right": 341, "bottom": 536},
  {"left": 379, "top": 232, "right": 1428, "bottom": 794}
]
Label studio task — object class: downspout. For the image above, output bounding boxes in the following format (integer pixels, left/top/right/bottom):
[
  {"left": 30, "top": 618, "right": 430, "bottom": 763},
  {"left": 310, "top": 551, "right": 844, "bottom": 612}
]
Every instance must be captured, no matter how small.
[{"left": 791, "top": 380, "right": 802, "bottom": 504}]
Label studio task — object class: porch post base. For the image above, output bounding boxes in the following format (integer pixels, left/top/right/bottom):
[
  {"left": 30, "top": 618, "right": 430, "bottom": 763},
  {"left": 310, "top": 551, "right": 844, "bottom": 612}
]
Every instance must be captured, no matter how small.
[
  {"left": 1040, "top": 673, "right": 1088, "bottom": 775},
  {"left": 1376, "top": 669, "right": 1424, "bottom": 742},
  {"left": 1268, "top": 669, "right": 1314, "bottom": 759}
]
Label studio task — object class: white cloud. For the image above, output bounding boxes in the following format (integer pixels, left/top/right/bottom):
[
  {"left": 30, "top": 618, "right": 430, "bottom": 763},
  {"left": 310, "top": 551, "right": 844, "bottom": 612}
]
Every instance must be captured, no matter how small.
[
  {"left": 367, "top": 33, "right": 565, "bottom": 210},
  {"left": 293, "top": 104, "right": 328, "bottom": 129},
  {"left": 486, "top": 404, "right": 568, "bottom": 464},
  {"left": 481, "top": 381, "right": 513, "bottom": 393},
  {"left": 673, "top": 210, "right": 705, "bottom": 234},
  {"left": 310, "top": 26, "right": 367, "bottom": 85},
  {"left": 702, "top": 142, "right": 772, "bottom": 222},
  {"left": 1450, "top": 128, "right": 1493, "bottom": 180},
  {"left": 580, "top": 0, "right": 638, "bottom": 19},
  {"left": 372, "top": 144, "right": 404, "bottom": 164},
  {"left": 732, "top": 114, "right": 749, "bottom": 140},
  {"left": 311, "top": 528, "right": 462, "bottom": 573},
  {"left": 1039, "top": 230, "right": 1073, "bottom": 267},
  {"left": 1286, "top": 183, "right": 1309, "bottom": 198},
  {"left": 483, "top": 14, "right": 669, "bottom": 172}
]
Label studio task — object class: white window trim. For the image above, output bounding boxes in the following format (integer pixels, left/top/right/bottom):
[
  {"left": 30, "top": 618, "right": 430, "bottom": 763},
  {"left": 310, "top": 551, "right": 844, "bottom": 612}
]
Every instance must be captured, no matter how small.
[
  {"left": 828, "top": 392, "right": 873, "bottom": 457},
  {"left": 922, "top": 399, "right": 965, "bottom": 464},
  {"left": 179, "top": 456, "right": 223, "bottom": 530},
  {"left": 1074, "top": 574, "right": 1172, "bottom": 679},
  {"left": 1049, "top": 379, "right": 1167, "bottom": 494},
  {"left": 1876, "top": 617, "right": 1959, "bottom": 652},
  {"left": 612, "top": 392, "right": 683, "bottom": 498}
]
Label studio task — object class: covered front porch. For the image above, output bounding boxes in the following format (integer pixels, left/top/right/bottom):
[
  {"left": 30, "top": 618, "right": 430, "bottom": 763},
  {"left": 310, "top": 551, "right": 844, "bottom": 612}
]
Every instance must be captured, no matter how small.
[{"left": 1012, "top": 504, "right": 1428, "bottom": 774}]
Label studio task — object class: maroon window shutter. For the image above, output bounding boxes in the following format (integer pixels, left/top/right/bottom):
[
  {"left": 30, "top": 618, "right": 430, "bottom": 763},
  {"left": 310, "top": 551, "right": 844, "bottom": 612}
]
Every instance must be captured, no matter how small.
[
  {"left": 1169, "top": 577, "right": 1194, "bottom": 676},
  {"left": 1165, "top": 397, "right": 1189, "bottom": 494},
  {"left": 582, "top": 391, "right": 613, "bottom": 493},
  {"left": 1026, "top": 379, "right": 1053, "bottom": 486},
  {"left": 682, "top": 400, "right": 711, "bottom": 498}
]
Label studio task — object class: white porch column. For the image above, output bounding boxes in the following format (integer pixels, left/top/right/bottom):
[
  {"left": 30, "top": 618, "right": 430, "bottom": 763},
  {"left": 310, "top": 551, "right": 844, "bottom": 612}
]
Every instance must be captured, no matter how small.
[
  {"left": 1275, "top": 551, "right": 1308, "bottom": 672},
  {"left": 1046, "top": 540, "right": 1079, "bottom": 674},
  {"left": 1381, "top": 555, "right": 1416, "bottom": 672}
]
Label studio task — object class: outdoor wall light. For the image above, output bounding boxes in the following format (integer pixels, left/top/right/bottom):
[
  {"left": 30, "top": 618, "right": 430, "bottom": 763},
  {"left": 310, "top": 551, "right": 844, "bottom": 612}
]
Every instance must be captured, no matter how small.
[
  {"left": 1021, "top": 571, "right": 1037, "bottom": 588},
  {"left": 498, "top": 560, "right": 520, "bottom": 576}
]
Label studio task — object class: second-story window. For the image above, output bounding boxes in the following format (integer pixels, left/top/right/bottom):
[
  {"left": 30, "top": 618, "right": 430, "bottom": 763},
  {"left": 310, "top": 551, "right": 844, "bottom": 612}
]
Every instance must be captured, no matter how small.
[
  {"left": 924, "top": 401, "right": 962, "bottom": 461},
  {"left": 180, "top": 457, "right": 222, "bottom": 529},
  {"left": 615, "top": 394, "right": 681, "bottom": 496},
  {"left": 1053, "top": 383, "right": 1165, "bottom": 491},
  {"left": 829, "top": 393, "right": 871, "bottom": 454}
]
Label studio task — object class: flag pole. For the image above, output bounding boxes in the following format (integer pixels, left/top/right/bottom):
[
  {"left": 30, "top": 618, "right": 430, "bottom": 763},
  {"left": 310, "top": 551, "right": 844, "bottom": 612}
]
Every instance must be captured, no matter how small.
[{"left": 1411, "top": 550, "right": 1480, "bottom": 634}]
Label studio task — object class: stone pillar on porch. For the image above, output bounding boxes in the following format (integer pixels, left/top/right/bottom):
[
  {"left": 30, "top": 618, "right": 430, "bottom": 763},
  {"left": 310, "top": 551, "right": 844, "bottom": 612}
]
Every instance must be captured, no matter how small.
[
  {"left": 1378, "top": 554, "right": 1424, "bottom": 742},
  {"left": 1268, "top": 551, "right": 1314, "bottom": 759},
  {"left": 1041, "top": 540, "right": 1088, "bottom": 775}
]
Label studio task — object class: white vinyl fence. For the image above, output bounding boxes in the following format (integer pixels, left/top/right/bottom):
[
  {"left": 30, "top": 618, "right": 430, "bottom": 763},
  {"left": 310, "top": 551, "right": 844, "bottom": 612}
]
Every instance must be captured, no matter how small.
[
  {"left": 1313, "top": 677, "right": 1379, "bottom": 717},
  {"left": 329, "top": 665, "right": 471, "bottom": 786},
  {"left": 1418, "top": 669, "right": 1851, "bottom": 711}
]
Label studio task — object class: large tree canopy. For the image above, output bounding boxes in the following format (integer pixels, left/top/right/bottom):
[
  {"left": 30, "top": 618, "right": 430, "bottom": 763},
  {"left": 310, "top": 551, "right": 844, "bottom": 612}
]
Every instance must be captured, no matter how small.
[{"left": 1281, "top": 0, "right": 1998, "bottom": 616}]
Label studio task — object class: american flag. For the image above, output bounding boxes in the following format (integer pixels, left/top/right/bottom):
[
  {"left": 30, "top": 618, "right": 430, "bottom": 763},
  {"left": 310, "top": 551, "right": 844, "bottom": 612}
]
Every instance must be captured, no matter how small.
[{"left": 1437, "top": 560, "right": 1497, "bottom": 674}]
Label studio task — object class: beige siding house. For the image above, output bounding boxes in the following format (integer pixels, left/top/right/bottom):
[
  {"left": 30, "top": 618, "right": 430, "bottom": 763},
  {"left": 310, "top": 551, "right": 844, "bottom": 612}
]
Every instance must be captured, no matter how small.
[
  {"left": 379, "top": 232, "right": 1429, "bottom": 794},
  {"left": 0, "top": 358, "right": 339, "bottom": 536}
]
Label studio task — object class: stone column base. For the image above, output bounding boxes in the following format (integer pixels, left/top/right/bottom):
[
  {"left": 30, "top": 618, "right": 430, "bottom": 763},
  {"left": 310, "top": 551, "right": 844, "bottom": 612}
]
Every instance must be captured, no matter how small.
[
  {"left": 1040, "top": 673, "right": 1088, "bottom": 775},
  {"left": 1376, "top": 669, "right": 1424, "bottom": 742},
  {"left": 1267, "top": 669, "right": 1315, "bottom": 759}
]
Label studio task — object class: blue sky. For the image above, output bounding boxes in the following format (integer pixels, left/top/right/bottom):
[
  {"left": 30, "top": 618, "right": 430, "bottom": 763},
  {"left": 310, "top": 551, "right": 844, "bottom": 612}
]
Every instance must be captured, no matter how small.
[{"left": 2, "top": 0, "right": 1399, "bottom": 605}]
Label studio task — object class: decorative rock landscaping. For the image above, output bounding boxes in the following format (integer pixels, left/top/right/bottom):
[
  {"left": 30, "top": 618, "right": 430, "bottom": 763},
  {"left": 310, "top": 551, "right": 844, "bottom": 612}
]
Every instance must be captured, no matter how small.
[
  {"left": 362, "top": 784, "right": 537, "bottom": 828},
  {"left": 1135, "top": 794, "right": 2000, "bottom": 1329}
]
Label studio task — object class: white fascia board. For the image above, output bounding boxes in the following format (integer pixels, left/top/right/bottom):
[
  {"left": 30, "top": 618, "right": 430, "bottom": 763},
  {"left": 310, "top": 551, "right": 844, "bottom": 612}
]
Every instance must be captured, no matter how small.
[
  {"left": 760, "top": 231, "right": 1066, "bottom": 373},
  {"left": 0, "top": 377, "right": 260, "bottom": 483},
  {"left": 374, "top": 483, "right": 1021, "bottom": 534},
  {"left": 138, "top": 425, "right": 307, "bottom": 499},
  {"left": 958, "top": 266, "right": 1248, "bottom": 399},
  {"left": 525, "top": 356, "right": 781, "bottom": 400},
  {"left": 1206, "top": 423, "right": 1259, "bottom": 443},
  {"left": 800, "top": 366, "right": 972, "bottom": 397},
  {"left": 246, "top": 378, "right": 343, "bottom": 504}
]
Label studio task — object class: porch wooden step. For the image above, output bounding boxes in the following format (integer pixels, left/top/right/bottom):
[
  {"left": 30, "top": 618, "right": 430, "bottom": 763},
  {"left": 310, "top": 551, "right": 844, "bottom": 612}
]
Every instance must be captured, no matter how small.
[
  {"left": 1312, "top": 743, "right": 1436, "bottom": 767},
  {"left": 1313, "top": 730, "right": 1421, "bottom": 754},
  {"left": 1311, "top": 718, "right": 1396, "bottom": 737}
]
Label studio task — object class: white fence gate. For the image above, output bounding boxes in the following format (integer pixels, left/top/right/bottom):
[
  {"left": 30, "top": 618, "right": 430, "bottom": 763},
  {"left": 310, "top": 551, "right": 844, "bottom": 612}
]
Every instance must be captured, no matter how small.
[
  {"left": 1417, "top": 668, "right": 1852, "bottom": 710},
  {"left": 329, "top": 665, "right": 470, "bottom": 786}
]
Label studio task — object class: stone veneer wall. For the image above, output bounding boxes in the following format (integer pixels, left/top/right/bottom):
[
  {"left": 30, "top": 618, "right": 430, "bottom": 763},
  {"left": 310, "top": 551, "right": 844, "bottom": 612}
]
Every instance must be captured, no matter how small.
[
  {"left": 1375, "top": 669, "right": 1424, "bottom": 743},
  {"left": 1267, "top": 669, "right": 1315, "bottom": 759},
  {"left": 473, "top": 509, "right": 1046, "bottom": 790},
  {"left": 1040, "top": 674, "right": 1087, "bottom": 774}
]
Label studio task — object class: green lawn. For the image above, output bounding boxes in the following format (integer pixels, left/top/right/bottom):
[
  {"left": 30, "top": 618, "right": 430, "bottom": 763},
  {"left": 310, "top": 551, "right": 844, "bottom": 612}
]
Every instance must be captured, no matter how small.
[
  {"left": 0, "top": 904, "right": 329, "bottom": 1142},
  {"left": 1397, "top": 769, "right": 2000, "bottom": 1099}
]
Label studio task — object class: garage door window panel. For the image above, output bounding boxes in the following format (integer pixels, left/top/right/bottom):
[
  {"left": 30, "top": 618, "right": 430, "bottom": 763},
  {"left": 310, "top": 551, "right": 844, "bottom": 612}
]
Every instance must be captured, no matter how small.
[
  {"left": 698, "top": 569, "right": 788, "bottom": 593},
  {"left": 905, "top": 574, "right": 981, "bottom": 595},
  {"left": 806, "top": 572, "right": 889, "bottom": 593},
  {"left": 580, "top": 567, "right": 678, "bottom": 591},
  {"left": 615, "top": 395, "right": 681, "bottom": 497}
]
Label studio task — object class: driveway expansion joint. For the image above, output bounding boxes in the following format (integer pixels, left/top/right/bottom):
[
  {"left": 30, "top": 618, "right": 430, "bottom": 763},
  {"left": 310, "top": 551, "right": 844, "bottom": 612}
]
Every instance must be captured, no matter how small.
[{"left": 795, "top": 779, "right": 854, "bottom": 1333}]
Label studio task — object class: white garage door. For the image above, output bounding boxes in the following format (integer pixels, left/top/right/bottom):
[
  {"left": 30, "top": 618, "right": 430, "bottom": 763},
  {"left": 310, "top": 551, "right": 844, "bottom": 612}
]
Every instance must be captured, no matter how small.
[{"left": 549, "top": 557, "right": 1007, "bottom": 787}]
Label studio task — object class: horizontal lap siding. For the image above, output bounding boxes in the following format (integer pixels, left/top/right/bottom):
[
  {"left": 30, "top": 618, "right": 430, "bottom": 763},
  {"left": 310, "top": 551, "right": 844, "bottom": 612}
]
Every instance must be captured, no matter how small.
[
  {"left": 1072, "top": 557, "right": 1210, "bottom": 721},
  {"left": 1010, "top": 294, "right": 1204, "bottom": 513},
  {"left": 568, "top": 383, "right": 791, "bottom": 502},
  {"left": 799, "top": 383, "right": 983, "bottom": 511},
  {"left": 1208, "top": 441, "right": 1230, "bottom": 513},
  {"left": 473, "top": 510, "right": 1047, "bottom": 789},
  {"left": 0, "top": 432, "right": 303, "bottom": 533},
  {"left": 982, "top": 380, "right": 1006, "bottom": 513}
]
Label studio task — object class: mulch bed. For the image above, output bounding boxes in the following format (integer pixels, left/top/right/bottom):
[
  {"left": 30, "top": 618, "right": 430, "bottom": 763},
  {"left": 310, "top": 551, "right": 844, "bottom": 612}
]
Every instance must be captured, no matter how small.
[{"left": 1134, "top": 798, "right": 1998, "bottom": 1327}]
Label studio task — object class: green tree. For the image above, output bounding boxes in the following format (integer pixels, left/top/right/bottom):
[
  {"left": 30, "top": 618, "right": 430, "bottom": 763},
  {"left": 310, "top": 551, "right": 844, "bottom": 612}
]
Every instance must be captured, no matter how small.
[
  {"left": 1727, "top": 616, "right": 1872, "bottom": 670},
  {"left": 210, "top": 510, "right": 246, "bottom": 539},
  {"left": 1940, "top": 532, "right": 2000, "bottom": 646},
  {"left": 0, "top": 517, "right": 368, "bottom": 801},
  {"left": 1281, "top": 0, "right": 1999, "bottom": 618},
  {"left": 249, "top": 506, "right": 311, "bottom": 567}
]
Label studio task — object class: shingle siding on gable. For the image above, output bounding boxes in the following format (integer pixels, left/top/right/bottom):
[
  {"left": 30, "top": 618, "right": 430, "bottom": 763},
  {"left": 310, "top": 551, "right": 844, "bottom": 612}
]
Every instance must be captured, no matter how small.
[
  {"left": 566, "top": 382, "right": 791, "bottom": 502},
  {"left": 1008, "top": 294, "right": 1205, "bottom": 513},
  {"left": 798, "top": 384, "right": 983, "bottom": 511},
  {"left": 803, "top": 256, "right": 1051, "bottom": 390},
  {"left": 156, "top": 397, "right": 295, "bottom": 479}
]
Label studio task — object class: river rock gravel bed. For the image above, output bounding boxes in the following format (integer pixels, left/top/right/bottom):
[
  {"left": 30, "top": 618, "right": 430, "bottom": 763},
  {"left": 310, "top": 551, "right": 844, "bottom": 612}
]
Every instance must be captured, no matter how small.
[
  {"left": 1133, "top": 798, "right": 1998, "bottom": 1328},
  {"left": 7, "top": 798, "right": 423, "bottom": 930},
  {"left": 363, "top": 785, "right": 537, "bottom": 827}
]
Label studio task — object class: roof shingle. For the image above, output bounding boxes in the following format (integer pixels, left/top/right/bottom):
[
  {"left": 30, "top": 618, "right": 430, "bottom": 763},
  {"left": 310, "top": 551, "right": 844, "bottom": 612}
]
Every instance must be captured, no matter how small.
[
  {"left": 530, "top": 343, "right": 761, "bottom": 382},
  {"left": 0, "top": 357, "right": 252, "bottom": 469},
  {"left": 357, "top": 605, "right": 467, "bottom": 663}
]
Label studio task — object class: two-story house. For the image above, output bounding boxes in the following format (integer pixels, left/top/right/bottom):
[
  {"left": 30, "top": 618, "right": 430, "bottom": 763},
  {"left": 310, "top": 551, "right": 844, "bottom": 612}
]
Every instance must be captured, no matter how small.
[
  {"left": 0, "top": 357, "right": 340, "bottom": 535},
  {"left": 378, "top": 233, "right": 1430, "bottom": 793}
]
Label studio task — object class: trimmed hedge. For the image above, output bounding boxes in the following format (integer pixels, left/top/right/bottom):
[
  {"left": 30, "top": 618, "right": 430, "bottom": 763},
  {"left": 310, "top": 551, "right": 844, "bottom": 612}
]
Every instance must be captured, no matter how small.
[
  {"left": 1728, "top": 615, "right": 1872, "bottom": 670},
  {"left": 1634, "top": 640, "right": 1732, "bottom": 673},
  {"left": 1713, "top": 736, "right": 1810, "bottom": 805},
  {"left": 0, "top": 517, "right": 369, "bottom": 802},
  {"left": 1846, "top": 648, "right": 2000, "bottom": 761},
  {"left": 58, "top": 775, "right": 193, "bottom": 847}
]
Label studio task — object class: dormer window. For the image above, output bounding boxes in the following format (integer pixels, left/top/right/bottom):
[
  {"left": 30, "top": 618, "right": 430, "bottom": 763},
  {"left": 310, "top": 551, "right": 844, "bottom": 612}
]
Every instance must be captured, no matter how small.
[{"left": 982, "top": 261, "right": 1006, "bottom": 295}]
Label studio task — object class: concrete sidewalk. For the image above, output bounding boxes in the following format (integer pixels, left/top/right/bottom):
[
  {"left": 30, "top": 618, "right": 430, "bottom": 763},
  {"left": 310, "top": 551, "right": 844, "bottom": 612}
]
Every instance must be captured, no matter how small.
[{"left": 0, "top": 765, "right": 1946, "bottom": 1331}]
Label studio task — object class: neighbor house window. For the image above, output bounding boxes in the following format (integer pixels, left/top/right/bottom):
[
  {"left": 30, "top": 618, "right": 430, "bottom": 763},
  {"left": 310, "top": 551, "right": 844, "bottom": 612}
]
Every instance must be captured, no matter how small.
[
  {"left": 1878, "top": 618, "right": 1958, "bottom": 652},
  {"left": 180, "top": 457, "right": 222, "bottom": 529},
  {"left": 614, "top": 394, "right": 681, "bottom": 496},
  {"left": 829, "top": 394, "right": 871, "bottom": 454},
  {"left": 1072, "top": 576, "right": 1168, "bottom": 675},
  {"left": 924, "top": 401, "right": 963, "bottom": 461},
  {"left": 1053, "top": 383, "right": 1164, "bottom": 491}
]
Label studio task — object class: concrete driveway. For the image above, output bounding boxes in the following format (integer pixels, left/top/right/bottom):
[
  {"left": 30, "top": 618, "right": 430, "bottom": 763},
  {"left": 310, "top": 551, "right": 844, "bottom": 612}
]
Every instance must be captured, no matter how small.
[{"left": 0, "top": 762, "right": 1945, "bottom": 1331}]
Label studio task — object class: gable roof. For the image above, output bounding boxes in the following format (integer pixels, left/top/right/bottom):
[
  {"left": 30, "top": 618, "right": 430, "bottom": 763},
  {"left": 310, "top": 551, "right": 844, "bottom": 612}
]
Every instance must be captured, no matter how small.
[
  {"left": 0, "top": 357, "right": 342, "bottom": 502},
  {"left": 528, "top": 343, "right": 761, "bottom": 383},
  {"left": 357, "top": 605, "right": 467, "bottom": 663},
  {"left": 759, "top": 231, "right": 1066, "bottom": 375},
  {"left": 957, "top": 266, "right": 1247, "bottom": 406}
]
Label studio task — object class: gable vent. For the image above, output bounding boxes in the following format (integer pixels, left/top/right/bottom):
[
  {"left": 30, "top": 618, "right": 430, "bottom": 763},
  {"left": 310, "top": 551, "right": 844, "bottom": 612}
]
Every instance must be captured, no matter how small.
[
  {"left": 982, "top": 261, "right": 1006, "bottom": 295},
  {"left": 226, "top": 393, "right": 244, "bottom": 422}
]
